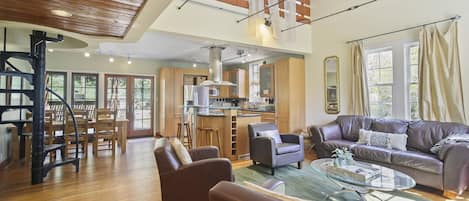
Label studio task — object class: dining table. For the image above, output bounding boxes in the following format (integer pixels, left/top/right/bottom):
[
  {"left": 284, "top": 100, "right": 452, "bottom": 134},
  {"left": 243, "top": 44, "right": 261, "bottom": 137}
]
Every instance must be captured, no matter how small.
[{"left": 9, "top": 119, "right": 129, "bottom": 163}]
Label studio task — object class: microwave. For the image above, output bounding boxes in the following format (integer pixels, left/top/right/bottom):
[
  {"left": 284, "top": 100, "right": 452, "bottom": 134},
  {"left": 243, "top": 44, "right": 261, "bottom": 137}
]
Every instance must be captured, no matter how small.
[{"left": 208, "top": 87, "right": 219, "bottom": 97}]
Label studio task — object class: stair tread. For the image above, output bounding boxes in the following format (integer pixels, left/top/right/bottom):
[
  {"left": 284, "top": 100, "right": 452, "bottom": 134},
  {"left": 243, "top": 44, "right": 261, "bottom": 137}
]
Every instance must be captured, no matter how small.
[
  {"left": 0, "top": 120, "right": 33, "bottom": 124},
  {"left": 44, "top": 158, "right": 78, "bottom": 167},
  {"left": 0, "top": 89, "right": 34, "bottom": 92},
  {"left": 0, "top": 105, "right": 33, "bottom": 107},
  {"left": 0, "top": 71, "right": 34, "bottom": 76},
  {"left": 44, "top": 144, "right": 65, "bottom": 152}
]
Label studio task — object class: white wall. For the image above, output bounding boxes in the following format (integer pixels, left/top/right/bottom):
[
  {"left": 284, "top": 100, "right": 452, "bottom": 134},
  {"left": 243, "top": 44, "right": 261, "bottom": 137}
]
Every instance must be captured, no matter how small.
[
  {"left": 306, "top": 0, "right": 469, "bottom": 125},
  {"left": 151, "top": 0, "right": 312, "bottom": 54}
]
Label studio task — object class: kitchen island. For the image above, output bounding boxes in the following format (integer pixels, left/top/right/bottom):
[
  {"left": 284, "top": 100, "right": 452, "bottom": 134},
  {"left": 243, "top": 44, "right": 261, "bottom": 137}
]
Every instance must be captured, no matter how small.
[{"left": 196, "top": 109, "right": 261, "bottom": 160}]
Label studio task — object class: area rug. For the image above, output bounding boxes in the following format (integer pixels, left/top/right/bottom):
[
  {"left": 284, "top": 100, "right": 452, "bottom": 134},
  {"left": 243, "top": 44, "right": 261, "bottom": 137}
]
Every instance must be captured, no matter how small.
[{"left": 234, "top": 163, "right": 429, "bottom": 201}]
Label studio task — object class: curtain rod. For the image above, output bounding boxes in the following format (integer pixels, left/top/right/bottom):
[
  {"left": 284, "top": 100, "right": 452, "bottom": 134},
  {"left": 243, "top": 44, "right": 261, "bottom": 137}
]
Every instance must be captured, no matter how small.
[
  {"left": 177, "top": 0, "right": 191, "bottom": 10},
  {"left": 346, "top": 15, "right": 461, "bottom": 44},
  {"left": 281, "top": 0, "right": 378, "bottom": 32}
]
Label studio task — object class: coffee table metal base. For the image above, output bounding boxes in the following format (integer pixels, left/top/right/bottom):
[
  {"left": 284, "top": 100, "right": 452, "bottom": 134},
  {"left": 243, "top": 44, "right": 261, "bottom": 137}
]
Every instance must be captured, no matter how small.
[{"left": 322, "top": 175, "right": 383, "bottom": 201}]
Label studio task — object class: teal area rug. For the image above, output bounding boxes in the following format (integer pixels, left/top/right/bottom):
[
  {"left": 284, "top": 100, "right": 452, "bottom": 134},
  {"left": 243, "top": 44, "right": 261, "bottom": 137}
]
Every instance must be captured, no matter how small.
[{"left": 234, "top": 163, "right": 429, "bottom": 201}]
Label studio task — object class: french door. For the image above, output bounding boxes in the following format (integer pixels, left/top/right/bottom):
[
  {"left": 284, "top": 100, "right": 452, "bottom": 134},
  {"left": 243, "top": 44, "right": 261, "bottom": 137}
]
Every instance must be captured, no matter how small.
[{"left": 105, "top": 74, "right": 154, "bottom": 137}]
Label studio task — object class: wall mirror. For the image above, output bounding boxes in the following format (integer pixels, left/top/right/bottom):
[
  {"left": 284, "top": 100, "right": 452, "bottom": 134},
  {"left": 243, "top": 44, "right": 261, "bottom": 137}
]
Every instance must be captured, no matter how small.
[{"left": 324, "top": 56, "right": 340, "bottom": 114}]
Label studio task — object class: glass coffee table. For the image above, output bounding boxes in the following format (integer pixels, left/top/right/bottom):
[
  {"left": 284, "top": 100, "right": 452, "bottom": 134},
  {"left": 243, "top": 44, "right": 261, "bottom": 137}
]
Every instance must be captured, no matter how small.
[{"left": 311, "top": 158, "right": 416, "bottom": 201}]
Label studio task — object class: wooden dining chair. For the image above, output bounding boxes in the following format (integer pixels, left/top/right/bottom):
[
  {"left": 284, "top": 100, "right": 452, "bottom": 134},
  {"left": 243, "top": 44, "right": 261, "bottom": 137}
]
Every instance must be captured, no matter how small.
[
  {"left": 64, "top": 109, "right": 89, "bottom": 158},
  {"left": 93, "top": 108, "right": 117, "bottom": 157},
  {"left": 22, "top": 111, "right": 56, "bottom": 163}
]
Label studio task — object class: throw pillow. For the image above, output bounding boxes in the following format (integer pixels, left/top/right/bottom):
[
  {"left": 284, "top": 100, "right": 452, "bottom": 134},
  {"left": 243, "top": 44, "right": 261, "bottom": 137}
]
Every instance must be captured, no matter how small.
[
  {"left": 357, "top": 129, "right": 371, "bottom": 144},
  {"left": 257, "top": 130, "right": 282, "bottom": 144},
  {"left": 387, "top": 133, "right": 408, "bottom": 151},
  {"left": 169, "top": 138, "right": 192, "bottom": 165},
  {"left": 368, "top": 131, "right": 391, "bottom": 148},
  {"left": 369, "top": 131, "right": 408, "bottom": 151},
  {"left": 357, "top": 130, "right": 408, "bottom": 151},
  {"left": 430, "top": 133, "right": 469, "bottom": 154},
  {"left": 243, "top": 182, "right": 307, "bottom": 201}
]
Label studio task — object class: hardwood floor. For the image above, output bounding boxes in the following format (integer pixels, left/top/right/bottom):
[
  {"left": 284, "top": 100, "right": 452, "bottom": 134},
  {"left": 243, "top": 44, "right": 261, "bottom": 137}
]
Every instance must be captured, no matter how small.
[{"left": 0, "top": 138, "right": 467, "bottom": 201}]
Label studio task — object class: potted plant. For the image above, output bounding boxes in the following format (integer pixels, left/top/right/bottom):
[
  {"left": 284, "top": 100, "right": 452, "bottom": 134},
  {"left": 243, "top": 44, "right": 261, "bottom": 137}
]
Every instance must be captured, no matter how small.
[{"left": 332, "top": 147, "right": 354, "bottom": 167}]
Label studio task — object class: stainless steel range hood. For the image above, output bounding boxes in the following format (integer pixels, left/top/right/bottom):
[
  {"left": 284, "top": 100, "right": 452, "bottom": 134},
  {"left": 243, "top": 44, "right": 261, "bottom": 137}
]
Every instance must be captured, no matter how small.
[{"left": 200, "top": 46, "right": 236, "bottom": 86}]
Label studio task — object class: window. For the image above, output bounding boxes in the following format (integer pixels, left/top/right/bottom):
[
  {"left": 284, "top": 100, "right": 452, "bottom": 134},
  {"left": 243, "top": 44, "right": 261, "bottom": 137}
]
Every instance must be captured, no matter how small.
[
  {"left": 47, "top": 71, "right": 67, "bottom": 120},
  {"left": 365, "top": 41, "right": 420, "bottom": 119},
  {"left": 46, "top": 72, "right": 67, "bottom": 102},
  {"left": 366, "top": 48, "right": 393, "bottom": 118},
  {"left": 249, "top": 62, "right": 261, "bottom": 102},
  {"left": 72, "top": 73, "right": 98, "bottom": 117},
  {"left": 407, "top": 44, "right": 420, "bottom": 120}
]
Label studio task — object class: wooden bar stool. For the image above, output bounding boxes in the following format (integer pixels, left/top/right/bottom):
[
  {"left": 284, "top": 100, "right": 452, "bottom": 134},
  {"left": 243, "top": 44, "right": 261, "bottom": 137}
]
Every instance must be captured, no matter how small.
[
  {"left": 197, "top": 127, "right": 222, "bottom": 154},
  {"left": 177, "top": 122, "right": 192, "bottom": 149}
]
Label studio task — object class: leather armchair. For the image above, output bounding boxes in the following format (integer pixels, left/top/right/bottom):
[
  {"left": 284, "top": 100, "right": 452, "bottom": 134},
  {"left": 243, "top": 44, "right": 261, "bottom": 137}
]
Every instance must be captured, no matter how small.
[
  {"left": 248, "top": 123, "right": 304, "bottom": 175},
  {"left": 154, "top": 138, "right": 233, "bottom": 201},
  {"left": 209, "top": 180, "right": 286, "bottom": 201}
]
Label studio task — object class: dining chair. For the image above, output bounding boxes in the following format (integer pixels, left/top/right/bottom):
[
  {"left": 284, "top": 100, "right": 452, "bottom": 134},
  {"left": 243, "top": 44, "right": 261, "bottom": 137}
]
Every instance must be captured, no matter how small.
[
  {"left": 93, "top": 108, "right": 117, "bottom": 157},
  {"left": 64, "top": 109, "right": 89, "bottom": 158}
]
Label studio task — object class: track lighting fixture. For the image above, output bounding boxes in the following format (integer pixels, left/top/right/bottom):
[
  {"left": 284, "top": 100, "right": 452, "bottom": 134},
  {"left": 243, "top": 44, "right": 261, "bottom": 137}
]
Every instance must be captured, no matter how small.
[{"left": 264, "top": 18, "right": 272, "bottom": 27}]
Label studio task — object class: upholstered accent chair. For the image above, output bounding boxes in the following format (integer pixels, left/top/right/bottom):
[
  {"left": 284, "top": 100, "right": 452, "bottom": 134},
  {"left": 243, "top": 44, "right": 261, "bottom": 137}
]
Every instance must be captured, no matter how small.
[
  {"left": 248, "top": 123, "right": 304, "bottom": 175},
  {"left": 154, "top": 138, "right": 234, "bottom": 201}
]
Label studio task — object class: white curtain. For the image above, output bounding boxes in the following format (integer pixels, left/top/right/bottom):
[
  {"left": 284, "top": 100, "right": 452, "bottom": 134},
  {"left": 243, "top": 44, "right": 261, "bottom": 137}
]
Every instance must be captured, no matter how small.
[
  {"left": 351, "top": 41, "right": 370, "bottom": 116},
  {"left": 267, "top": 0, "right": 281, "bottom": 39},
  {"left": 418, "top": 21, "right": 466, "bottom": 123},
  {"left": 248, "top": 0, "right": 264, "bottom": 40},
  {"left": 284, "top": 0, "right": 296, "bottom": 41}
]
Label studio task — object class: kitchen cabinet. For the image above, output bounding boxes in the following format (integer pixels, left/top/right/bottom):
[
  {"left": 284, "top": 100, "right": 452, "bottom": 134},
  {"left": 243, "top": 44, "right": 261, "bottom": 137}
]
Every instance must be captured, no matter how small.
[
  {"left": 274, "top": 58, "right": 305, "bottom": 133},
  {"left": 159, "top": 67, "right": 208, "bottom": 137},
  {"left": 219, "top": 69, "right": 247, "bottom": 98},
  {"left": 259, "top": 64, "right": 275, "bottom": 97},
  {"left": 239, "top": 110, "right": 276, "bottom": 124},
  {"left": 196, "top": 110, "right": 261, "bottom": 160}
]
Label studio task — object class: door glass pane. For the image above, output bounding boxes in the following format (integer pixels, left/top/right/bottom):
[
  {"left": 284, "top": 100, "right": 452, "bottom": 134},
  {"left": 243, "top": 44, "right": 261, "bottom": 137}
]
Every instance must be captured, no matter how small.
[
  {"left": 133, "top": 78, "right": 152, "bottom": 130},
  {"left": 72, "top": 73, "right": 98, "bottom": 118},
  {"left": 106, "top": 76, "right": 128, "bottom": 120}
]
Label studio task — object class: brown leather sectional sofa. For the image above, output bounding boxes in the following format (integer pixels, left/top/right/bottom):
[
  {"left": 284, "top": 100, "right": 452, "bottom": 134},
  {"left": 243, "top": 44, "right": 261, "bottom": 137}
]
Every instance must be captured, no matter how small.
[{"left": 311, "top": 115, "right": 469, "bottom": 196}]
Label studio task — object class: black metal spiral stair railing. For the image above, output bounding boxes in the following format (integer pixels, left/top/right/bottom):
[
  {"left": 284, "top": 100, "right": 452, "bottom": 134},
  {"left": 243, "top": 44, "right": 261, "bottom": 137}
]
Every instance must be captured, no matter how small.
[{"left": 0, "top": 29, "right": 80, "bottom": 184}]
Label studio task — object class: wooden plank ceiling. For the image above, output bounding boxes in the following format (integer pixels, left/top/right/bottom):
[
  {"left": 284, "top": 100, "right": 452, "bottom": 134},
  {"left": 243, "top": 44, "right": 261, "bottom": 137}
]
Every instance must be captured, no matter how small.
[
  {"left": 219, "top": 0, "right": 311, "bottom": 23},
  {"left": 0, "top": 0, "right": 147, "bottom": 38}
]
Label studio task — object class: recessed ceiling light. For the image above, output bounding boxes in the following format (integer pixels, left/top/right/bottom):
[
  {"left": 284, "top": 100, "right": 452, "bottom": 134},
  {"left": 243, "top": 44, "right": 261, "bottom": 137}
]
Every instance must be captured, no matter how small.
[
  {"left": 247, "top": 53, "right": 251, "bottom": 57},
  {"left": 127, "top": 57, "right": 132, "bottom": 64},
  {"left": 84, "top": 52, "right": 90, "bottom": 58},
  {"left": 48, "top": 48, "right": 54, "bottom": 52},
  {"left": 109, "top": 57, "right": 114, "bottom": 63},
  {"left": 51, "top": 9, "right": 73, "bottom": 17},
  {"left": 193, "top": 63, "right": 197, "bottom": 68}
]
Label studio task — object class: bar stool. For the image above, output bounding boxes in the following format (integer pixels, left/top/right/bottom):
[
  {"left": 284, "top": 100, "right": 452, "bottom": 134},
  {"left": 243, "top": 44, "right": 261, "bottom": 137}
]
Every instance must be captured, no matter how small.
[
  {"left": 197, "top": 127, "right": 222, "bottom": 154},
  {"left": 177, "top": 122, "right": 192, "bottom": 149}
]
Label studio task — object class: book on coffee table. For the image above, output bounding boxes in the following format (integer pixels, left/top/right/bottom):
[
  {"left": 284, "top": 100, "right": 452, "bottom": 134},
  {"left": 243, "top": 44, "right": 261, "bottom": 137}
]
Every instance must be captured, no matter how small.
[{"left": 326, "top": 163, "right": 381, "bottom": 183}]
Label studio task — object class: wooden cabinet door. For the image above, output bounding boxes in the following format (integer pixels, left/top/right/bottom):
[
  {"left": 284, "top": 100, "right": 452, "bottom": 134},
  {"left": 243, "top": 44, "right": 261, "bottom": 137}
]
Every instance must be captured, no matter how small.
[{"left": 259, "top": 64, "right": 274, "bottom": 97}]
